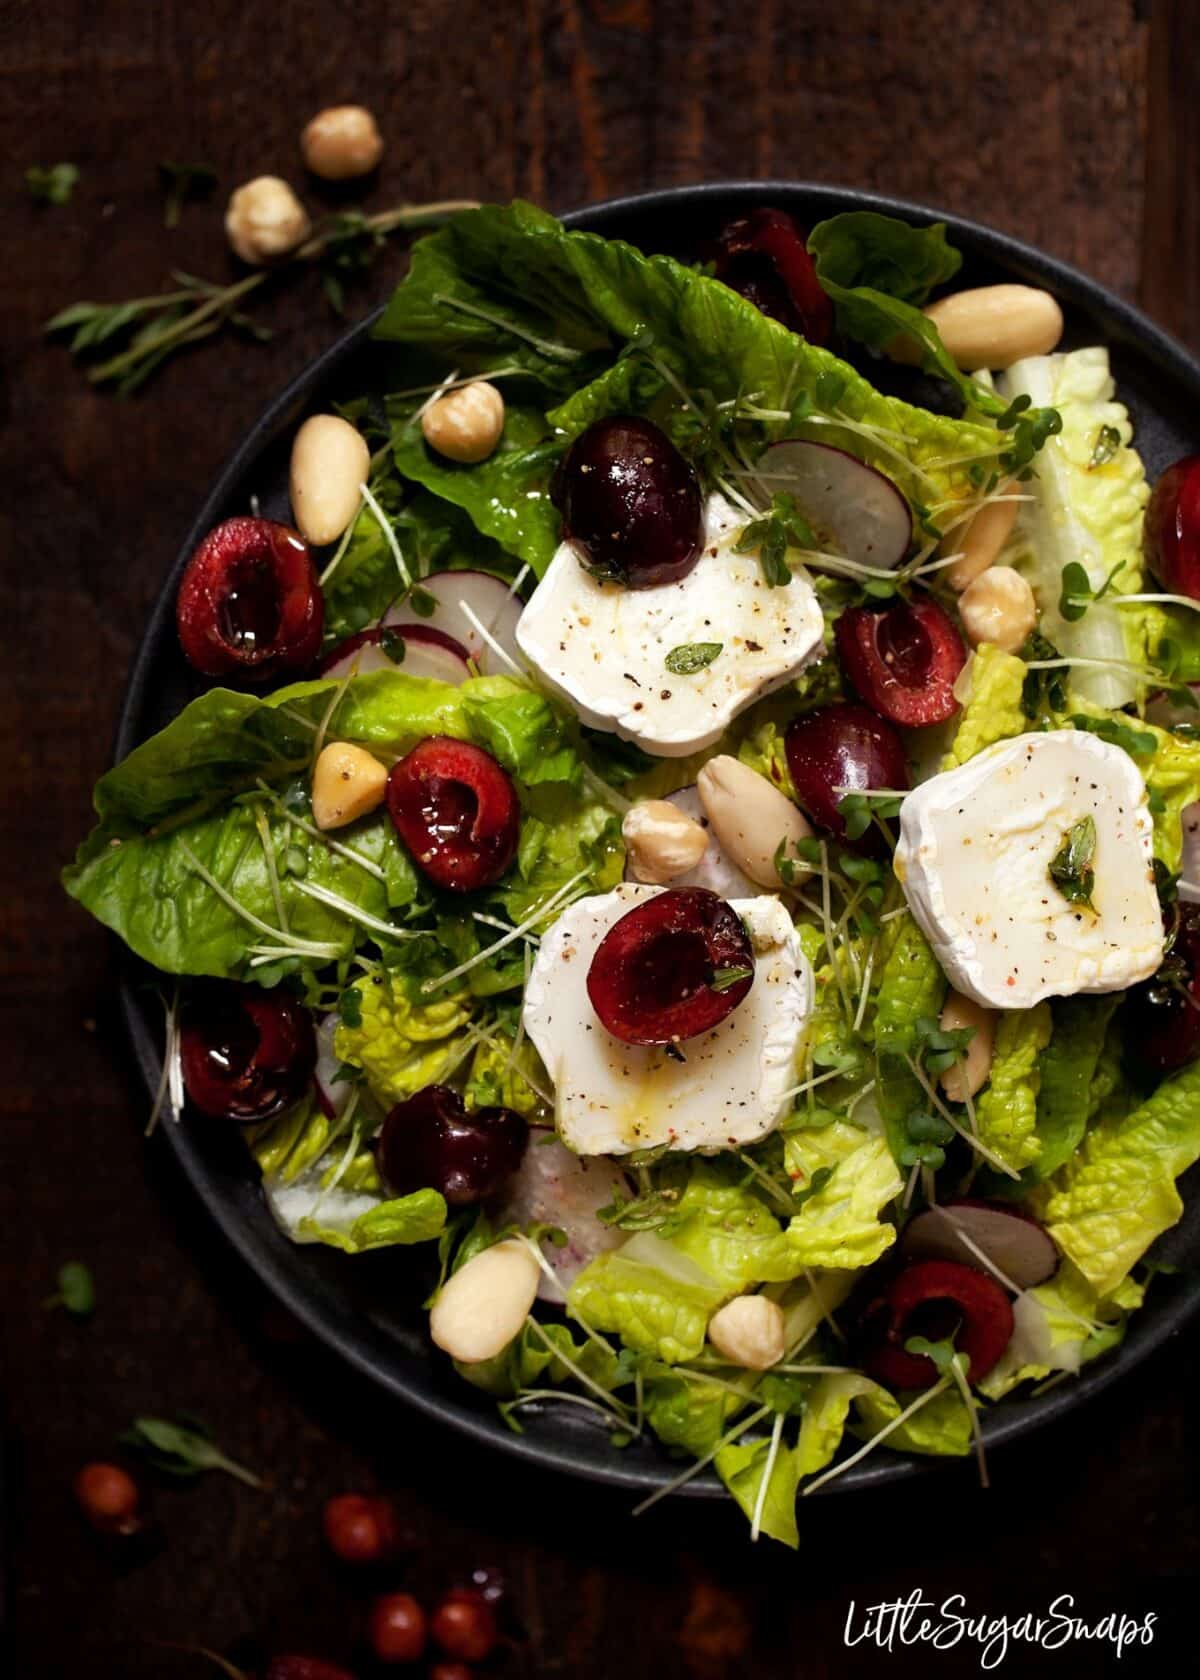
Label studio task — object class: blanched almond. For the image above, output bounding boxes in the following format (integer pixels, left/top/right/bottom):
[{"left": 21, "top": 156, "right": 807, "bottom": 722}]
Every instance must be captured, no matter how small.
[
  {"left": 708, "top": 1294, "right": 785, "bottom": 1370},
  {"left": 311, "top": 742, "right": 388, "bottom": 831},
  {"left": 939, "top": 991, "right": 996, "bottom": 1102},
  {"left": 890, "top": 284, "right": 1063, "bottom": 372},
  {"left": 289, "top": 414, "right": 370, "bottom": 547},
  {"left": 696, "top": 755, "right": 813, "bottom": 888},
  {"left": 430, "top": 1238, "right": 540, "bottom": 1363},
  {"left": 622, "top": 800, "right": 709, "bottom": 884},
  {"left": 942, "top": 483, "right": 1020, "bottom": 591}
]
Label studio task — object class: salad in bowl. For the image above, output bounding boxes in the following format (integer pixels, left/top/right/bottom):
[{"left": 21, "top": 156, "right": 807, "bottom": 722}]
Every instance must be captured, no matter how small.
[{"left": 66, "top": 198, "right": 1200, "bottom": 1545}]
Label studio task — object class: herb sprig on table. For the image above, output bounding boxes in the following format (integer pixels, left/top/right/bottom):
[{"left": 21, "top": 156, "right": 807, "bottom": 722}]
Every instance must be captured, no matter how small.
[{"left": 46, "top": 199, "right": 478, "bottom": 394}]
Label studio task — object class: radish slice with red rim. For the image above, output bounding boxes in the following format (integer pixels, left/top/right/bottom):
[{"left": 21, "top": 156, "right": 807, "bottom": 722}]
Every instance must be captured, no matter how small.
[
  {"left": 318, "top": 623, "right": 473, "bottom": 684},
  {"left": 384, "top": 569, "right": 525, "bottom": 673},
  {"left": 899, "top": 1199, "right": 1059, "bottom": 1291},
  {"left": 757, "top": 440, "right": 912, "bottom": 573}
]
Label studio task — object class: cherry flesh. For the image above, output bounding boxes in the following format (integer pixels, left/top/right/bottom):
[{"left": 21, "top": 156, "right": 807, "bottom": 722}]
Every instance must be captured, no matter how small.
[
  {"left": 387, "top": 736, "right": 519, "bottom": 892},
  {"left": 713, "top": 208, "right": 834, "bottom": 345},
  {"left": 552, "top": 415, "right": 703, "bottom": 589},
  {"left": 176, "top": 517, "right": 324, "bottom": 682},
  {"left": 1144, "top": 453, "right": 1200, "bottom": 600},
  {"left": 586, "top": 887, "right": 755, "bottom": 1046},
  {"left": 835, "top": 596, "right": 966, "bottom": 728},
  {"left": 180, "top": 983, "right": 316, "bottom": 1124},
  {"left": 860, "top": 1258, "right": 1014, "bottom": 1389},
  {"left": 784, "top": 702, "right": 909, "bottom": 840},
  {"left": 377, "top": 1084, "right": 527, "bottom": 1206}
]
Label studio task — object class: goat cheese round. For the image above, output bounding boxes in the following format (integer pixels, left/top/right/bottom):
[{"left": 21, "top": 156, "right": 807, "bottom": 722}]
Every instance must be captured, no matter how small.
[
  {"left": 515, "top": 493, "right": 824, "bottom": 757},
  {"left": 522, "top": 883, "right": 812, "bottom": 1156},
  {"left": 895, "top": 730, "right": 1163, "bottom": 1009}
]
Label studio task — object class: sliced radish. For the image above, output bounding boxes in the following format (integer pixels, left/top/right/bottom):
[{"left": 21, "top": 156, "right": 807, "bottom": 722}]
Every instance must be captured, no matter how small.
[
  {"left": 758, "top": 440, "right": 912, "bottom": 572},
  {"left": 622, "top": 786, "right": 757, "bottom": 898},
  {"left": 900, "top": 1199, "right": 1058, "bottom": 1291},
  {"left": 319, "top": 623, "right": 473, "bottom": 685},
  {"left": 497, "top": 1136, "right": 628, "bottom": 1301},
  {"left": 385, "top": 569, "right": 525, "bottom": 674},
  {"left": 314, "top": 1013, "right": 352, "bottom": 1120}
]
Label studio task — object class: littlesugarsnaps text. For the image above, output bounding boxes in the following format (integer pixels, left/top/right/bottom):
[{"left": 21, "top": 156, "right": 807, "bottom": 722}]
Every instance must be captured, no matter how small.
[{"left": 843, "top": 1590, "right": 1156, "bottom": 1669}]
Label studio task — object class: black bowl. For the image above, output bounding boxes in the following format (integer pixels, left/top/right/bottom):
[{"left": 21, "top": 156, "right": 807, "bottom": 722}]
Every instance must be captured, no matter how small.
[{"left": 116, "top": 182, "right": 1200, "bottom": 1499}]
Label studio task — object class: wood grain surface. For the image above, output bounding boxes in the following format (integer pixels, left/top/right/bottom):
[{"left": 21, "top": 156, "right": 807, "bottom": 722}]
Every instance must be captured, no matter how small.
[{"left": 2, "top": 1, "right": 1197, "bottom": 1676}]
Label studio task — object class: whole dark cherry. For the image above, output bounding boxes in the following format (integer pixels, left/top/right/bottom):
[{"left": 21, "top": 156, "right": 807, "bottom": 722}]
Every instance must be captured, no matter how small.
[
  {"left": 835, "top": 596, "right": 966, "bottom": 728},
  {"left": 377, "top": 1084, "right": 527, "bottom": 1206},
  {"left": 180, "top": 983, "right": 316, "bottom": 1123},
  {"left": 387, "top": 736, "right": 519, "bottom": 892},
  {"left": 552, "top": 415, "right": 703, "bottom": 589},
  {"left": 586, "top": 887, "right": 755, "bottom": 1046},
  {"left": 713, "top": 208, "right": 834, "bottom": 345},
  {"left": 860, "top": 1259, "right": 1014, "bottom": 1389},
  {"left": 784, "top": 702, "right": 909, "bottom": 841},
  {"left": 1144, "top": 453, "right": 1200, "bottom": 601},
  {"left": 430, "top": 1589, "right": 499, "bottom": 1662},
  {"left": 176, "top": 517, "right": 324, "bottom": 682}
]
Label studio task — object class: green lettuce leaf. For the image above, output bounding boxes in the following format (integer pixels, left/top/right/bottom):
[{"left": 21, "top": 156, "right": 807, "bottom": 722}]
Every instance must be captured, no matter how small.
[
  {"left": 377, "top": 201, "right": 1014, "bottom": 552},
  {"left": 1030, "top": 996, "right": 1120, "bottom": 1180},
  {"left": 873, "top": 913, "right": 947, "bottom": 1163},
  {"left": 456, "top": 1317, "right": 622, "bottom": 1400},
  {"left": 715, "top": 1429, "right": 800, "bottom": 1548},
  {"left": 794, "top": 1371, "right": 878, "bottom": 1477},
  {"left": 978, "top": 1259, "right": 1132, "bottom": 1399},
  {"left": 851, "top": 1383, "right": 973, "bottom": 1457},
  {"left": 999, "top": 346, "right": 1151, "bottom": 709},
  {"left": 63, "top": 670, "right": 604, "bottom": 980},
  {"left": 1044, "top": 1057, "right": 1200, "bottom": 1296},
  {"left": 943, "top": 645, "right": 1028, "bottom": 768},
  {"left": 334, "top": 970, "right": 473, "bottom": 1103},
  {"left": 566, "top": 1236, "right": 728, "bottom": 1364},
  {"left": 974, "top": 1003, "right": 1053, "bottom": 1174},
  {"left": 643, "top": 1371, "right": 739, "bottom": 1458},
  {"left": 784, "top": 1131, "right": 901, "bottom": 1268}
]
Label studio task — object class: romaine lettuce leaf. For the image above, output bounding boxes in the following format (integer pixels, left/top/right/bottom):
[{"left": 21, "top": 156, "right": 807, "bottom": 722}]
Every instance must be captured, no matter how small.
[
  {"left": 566, "top": 1237, "right": 728, "bottom": 1364},
  {"left": 665, "top": 1166, "right": 802, "bottom": 1288},
  {"left": 851, "top": 1382, "right": 973, "bottom": 1456},
  {"left": 643, "top": 1371, "right": 739, "bottom": 1457},
  {"left": 999, "top": 347, "right": 1151, "bottom": 709},
  {"left": 377, "top": 202, "right": 1016, "bottom": 556},
  {"left": 1030, "top": 996, "right": 1119, "bottom": 1180},
  {"left": 715, "top": 1430, "right": 801, "bottom": 1548},
  {"left": 334, "top": 971, "right": 472, "bottom": 1103},
  {"left": 1044, "top": 1057, "right": 1200, "bottom": 1296},
  {"left": 63, "top": 670, "right": 606, "bottom": 980},
  {"left": 973, "top": 1003, "right": 1053, "bottom": 1174},
  {"left": 784, "top": 1133, "right": 901, "bottom": 1268},
  {"left": 977, "top": 1259, "right": 1131, "bottom": 1399},
  {"left": 794, "top": 1371, "right": 877, "bottom": 1477},
  {"left": 943, "top": 645, "right": 1027, "bottom": 768},
  {"left": 873, "top": 913, "right": 947, "bottom": 1163}
]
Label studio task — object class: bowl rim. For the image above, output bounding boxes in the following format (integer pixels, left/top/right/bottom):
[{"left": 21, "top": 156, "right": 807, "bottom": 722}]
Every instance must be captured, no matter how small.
[{"left": 115, "top": 179, "right": 1200, "bottom": 1500}]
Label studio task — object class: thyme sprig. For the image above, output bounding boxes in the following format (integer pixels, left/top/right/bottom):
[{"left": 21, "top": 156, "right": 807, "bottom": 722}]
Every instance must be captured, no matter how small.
[{"left": 46, "top": 199, "right": 478, "bottom": 394}]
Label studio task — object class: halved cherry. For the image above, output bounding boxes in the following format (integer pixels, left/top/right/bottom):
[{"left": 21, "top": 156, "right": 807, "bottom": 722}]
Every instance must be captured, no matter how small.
[
  {"left": 180, "top": 983, "right": 316, "bottom": 1123},
  {"left": 835, "top": 595, "right": 966, "bottom": 727},
  {"left": 377, "top": 1084, "right": 527, "bottom": 1206},
  {"left": 713, "top": 208, "right": 834, "bottom": 345},
  {"left": 1144, "top": 453, "right": 1200, "bottom": 600},
  {"left": 387, "top": 736, "right": 519, "bottom": 892},
  {"left": 586, "top": 887, "right": 754, "bottom": 1046},
  {"left": 784, "top": 702, "right": 909, "bottom": 841},
  {"left": 176, "top": 517, "right": 324, "bottom": 683},
  {"left": 860, "top": 1258, "right": 1014, "bottom": 1389}
]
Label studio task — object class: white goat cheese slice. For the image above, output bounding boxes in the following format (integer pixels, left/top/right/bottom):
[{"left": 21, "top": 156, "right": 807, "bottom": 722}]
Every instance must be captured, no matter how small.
[
  {"left": 515, "top": 493, "right": 824, "bottom": 757},
  {"left": 522, "top": 883, "right": 812, "bottom": 1156},
  {"left": 894, "top": 730, "right": 1163, "bottom": 1009}
]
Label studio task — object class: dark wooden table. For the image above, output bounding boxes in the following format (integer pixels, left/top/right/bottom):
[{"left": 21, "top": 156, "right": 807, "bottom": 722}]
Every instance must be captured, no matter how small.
[{"left": 3, "top": 2, "right": 1198, "bottom": 1675}]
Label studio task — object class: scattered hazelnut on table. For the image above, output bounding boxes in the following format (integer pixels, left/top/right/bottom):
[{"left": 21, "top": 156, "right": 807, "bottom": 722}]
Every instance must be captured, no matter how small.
[
  {"left": 301, "top": 104, "right": 385, "bottom": 180},
  {"left": 225, "top": 176, "right": 312, "bottom": 265}
]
